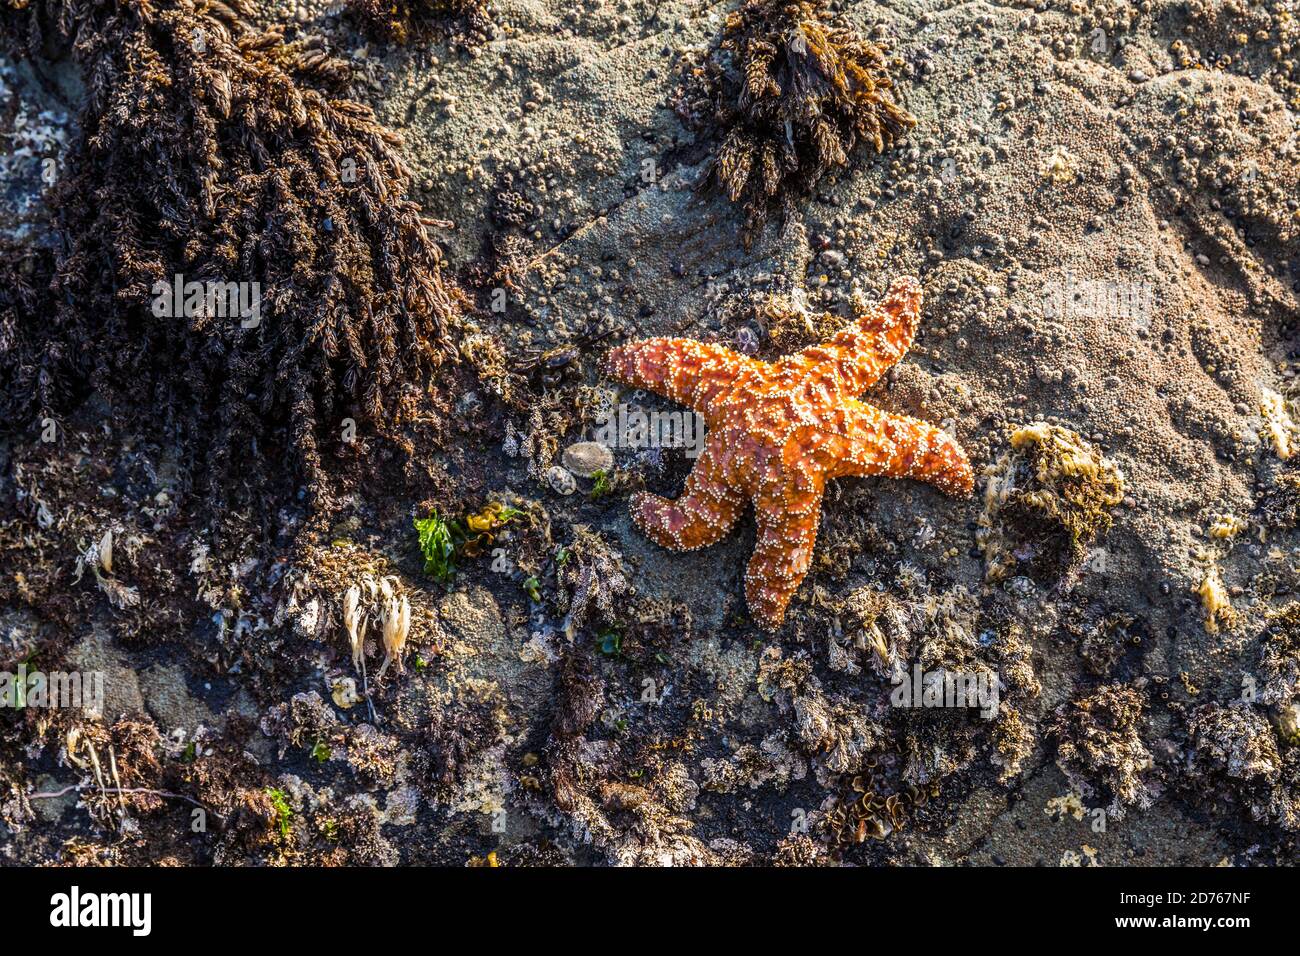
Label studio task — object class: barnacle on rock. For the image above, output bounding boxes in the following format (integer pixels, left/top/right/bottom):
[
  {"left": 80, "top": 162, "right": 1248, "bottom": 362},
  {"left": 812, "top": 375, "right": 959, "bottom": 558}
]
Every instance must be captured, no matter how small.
[
  {"left": 0, "top": 0, "right": 465, "bottom": 534},
  {"left": 835, "top": 585, "right": 909, "bottom": 675},
  {"left": 988, "top": 624, "right": 1040, "bottom": 782},
  {"left": 889, "top": 587, "right": 1041, "bottom": 786},
  {"left": 700, "top": 733, "right": 808, "bottom": 793},
  {"left": 688, "top": 0, "right": 915, "bottom": 245},
  {"left": 1075, "top": 611, "right": 1135, "bottom": 678},
  {"left": 773, "top": 833, "right": 830, "bottom": 865},
  {"left": 756, "top": 290, "right": 847, "bottom": 355},
  {"left": 978, "top": 423, "right": 1125, "bottom": 584}
]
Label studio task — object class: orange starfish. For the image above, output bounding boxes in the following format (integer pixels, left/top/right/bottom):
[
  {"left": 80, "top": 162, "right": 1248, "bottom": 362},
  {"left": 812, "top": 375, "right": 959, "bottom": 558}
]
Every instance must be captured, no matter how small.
[{"left": 602, "top": 276, "right": 974, "bottom": 630}]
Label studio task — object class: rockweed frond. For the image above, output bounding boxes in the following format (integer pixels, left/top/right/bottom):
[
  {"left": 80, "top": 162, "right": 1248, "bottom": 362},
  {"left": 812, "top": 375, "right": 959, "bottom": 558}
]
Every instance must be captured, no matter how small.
[{"left": 682, "top": 0, "right": 915, "bottom": 245}]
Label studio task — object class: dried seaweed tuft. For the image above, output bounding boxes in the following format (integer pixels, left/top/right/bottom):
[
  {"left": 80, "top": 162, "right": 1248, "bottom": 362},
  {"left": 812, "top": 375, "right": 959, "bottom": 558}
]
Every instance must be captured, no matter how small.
[
  {"left": 0, "top": 0, "right": 465, "bottom": 528},
  {"left": 683, "top": 0, "right": 915, "bottom": 245}
]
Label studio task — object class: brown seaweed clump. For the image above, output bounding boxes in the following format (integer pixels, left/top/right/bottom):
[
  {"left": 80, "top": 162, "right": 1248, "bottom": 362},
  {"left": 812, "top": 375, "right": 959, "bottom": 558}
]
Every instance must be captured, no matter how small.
[
  {"left": 977, "top": 423, "right": 1125, "bottom": 585},
  {"left": 556, "top": 526, "right": 631, "bottom": 637},
  {"left": 345, "top": 0, "right": 493, "bottom": 49},
  {"left": 1049, "top": 683, "right": 1156, "bottom": 819},
  {"left": 0, "top": 0, "right": 464, "bottom": 527},
  {"left": 0, "top": 243, "right": 57, "bottom": 414},
  {"left": 823, "top": 756, "right": 938, "bottom": 847},
  {"left": 686, "top": 0, "right": 915, "bottom": 245},
  {"left": 541, "top": 651, "right": 715, "bottom": 865}
]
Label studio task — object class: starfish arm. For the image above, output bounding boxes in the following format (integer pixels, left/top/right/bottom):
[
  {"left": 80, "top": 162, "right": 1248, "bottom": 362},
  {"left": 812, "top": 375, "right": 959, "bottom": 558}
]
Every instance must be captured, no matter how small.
[
  {"left": 829, "top": 401, "right": 974, "bottom": 495},
  {"left": 743, "top": 475, "right": 824, "bottom": 630},
  {"left": 603, "top": 338, "right": 761, "bottom": 414},
  {"left": 780, "top": 275, "right": 922, "bottom": 396},
  {"left": 630, "top": 445, "right": 745, "bottom": 551}
]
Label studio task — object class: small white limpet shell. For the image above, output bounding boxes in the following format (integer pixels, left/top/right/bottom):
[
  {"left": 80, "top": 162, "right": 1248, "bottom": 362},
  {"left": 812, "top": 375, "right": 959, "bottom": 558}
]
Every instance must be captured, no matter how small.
[{"left": 547, "top": 464, "right": 577, "bottom": 496}]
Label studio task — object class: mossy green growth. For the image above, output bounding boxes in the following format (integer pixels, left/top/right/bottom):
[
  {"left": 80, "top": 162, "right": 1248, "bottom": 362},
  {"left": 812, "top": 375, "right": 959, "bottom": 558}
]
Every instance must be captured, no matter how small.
[
  {"left": 588, "top": 469, "right": 615, "bottom": 500},
  {"left": 415, "top": 502, "right": 525, "bottom": 581},
  {"left": 265, "top": 787, "right": 293, "bottom": 838},
  {"left": 415, "top": 512, "right": 457, "bottom": 581}
]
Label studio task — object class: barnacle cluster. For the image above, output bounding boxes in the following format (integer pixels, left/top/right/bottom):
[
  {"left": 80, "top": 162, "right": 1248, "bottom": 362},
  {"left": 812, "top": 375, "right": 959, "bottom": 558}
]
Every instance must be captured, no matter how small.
[
  {"left": 685, "top": 0, "right": 915, "bottom": 245},
  {"left": 1180, "top": 0, "right": 1300, "bottom": 110},
  {"left": 832, "top": 585, "right": 907, "bottom": 675},
  {"left": 0, "top": 0, "right": 465, "bottom": 529},
  {"left": 1260, "top": 604, "right": 1300, "bottom": 707},
  {"left": 978, "top": 423, "right": 1125, "bottom": 584},
  {"left": 1251, "top": 605, "right": 1300, "bottom": 751},
  {"left": 1073, "top": 611, "right": 1137, "bottom": 678}
]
